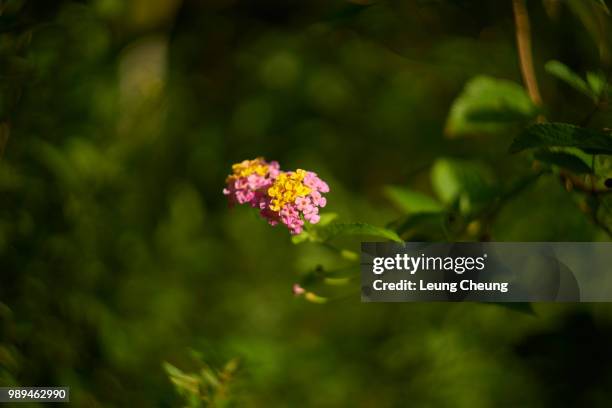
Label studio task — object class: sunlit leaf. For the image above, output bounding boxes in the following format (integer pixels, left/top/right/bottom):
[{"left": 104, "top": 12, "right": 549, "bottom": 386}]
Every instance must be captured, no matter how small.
[
  {"left": 292, "top": 213, "right": 339, "bottom": 244},
  {"left": 291, "top": 231, "right": 311, "bottom": 244},
  {"left": 317, "top": 212, "right": 338, "bottom": 226},
  {"left": 546, "top": 60, "right": 606, "bottom": 101},
  {"left": 586, "top": 71, "right": 606, "bottom": 97},
  {"left": 383, "top": 186, "right": 443, "bottom": 214},
  {"left": 163, "top": 362, "right": 184, "bottom": 378},
  {"left": 545, "top": 60, "right": 593, "bottom": 99},
  {"left": 431, "top": 158, "right": 498, "bottom": 214},
  {"left": 595, "top": 155, "right": 612, "bottom": 179},
  {"left": 318, "top": 222, "right": 403, "bottom": 243},
  {"left": 445, "top": 76, "right": 539, "bottom": 137},
  {"left": 201, "top": 367, "right": 220, "bottom": 388}
]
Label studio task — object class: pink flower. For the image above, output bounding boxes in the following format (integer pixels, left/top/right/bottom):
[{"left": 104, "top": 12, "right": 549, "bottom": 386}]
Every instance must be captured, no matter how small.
[
  {"left": 304, "top": 171, "right": 329, "bottom": 193},
  {"left": 223, "top": 158, "right": 280, "bottom": 209},
  {"left": 292, "top": 284, "right": 306, "bottom": 296},
  {"left": 279, "top": 204, "right": 304, "bottom": 234},
  {"left": 224, "top": 160, "right": 329, "bottom": 235}
]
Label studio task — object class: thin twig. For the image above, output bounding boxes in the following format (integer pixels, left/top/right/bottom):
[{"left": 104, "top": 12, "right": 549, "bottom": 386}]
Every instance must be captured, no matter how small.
[{"left": 513, "top": 0, "right": 544, "bottom": 116}]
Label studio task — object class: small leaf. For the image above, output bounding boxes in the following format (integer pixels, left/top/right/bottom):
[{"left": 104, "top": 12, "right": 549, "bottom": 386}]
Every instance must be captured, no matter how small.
[
  {"left": 163, "top": 362, "right": 200, "bottom": 394},
  {"left": 510, "top": 123, "right": 612, "bottom": 154},
  {"left": 323, "top": 277, "right": 351, "bottom": 286},
  {"left": 431, "top": 158, "right": 497, "bottom": 214},
  {"left": 223, "top": 358, "right": 240, "bottom": 376},
  {"left": 304, "top": 292, "right": 328, "bottom": 304},
  {"left": 594, "top": 156, "right": 612, "bottom": 185},
  {"left": 340, "top": 249, "right": 359, "bottom": 261},
  {"left": 383, "top": 186, "right": 443, "bottom": 214},
  {"left": 445, "top": 76, "right": 539, "bottom": 137},
  {"left": 292, "top": 213, "right": 338, "bottom": 244},
  {"left": 291, "top": 231, "right": 310, "bottom": 244},
  {"left": 586, "top": 71, "right": 606, "bottom": 97},
  {"left": 317, "top": 212, "right": 338, "bottom": 226},
  {"left": 318, "top": 222, "right": 403, "bottom": 243},
  {"left": 201, "top": 367, "right": 220, "bottom": 388},
  {"left": 534, "top": 150, "right": 593, "bottom": 174},
  {"left": 163, "top": 362, "right": 184, "bottom": 378},
  {"left": 545, "top": 60, "right": 594, "bottom": 99}
]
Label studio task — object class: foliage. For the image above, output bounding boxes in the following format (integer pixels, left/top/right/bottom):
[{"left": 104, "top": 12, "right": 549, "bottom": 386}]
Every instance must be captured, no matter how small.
[
  {"left": 164, "top": 356, "right": 240, "bottom": 408},
  {"left": 510, "top": 123, "right": 612, "bottom": 154},
  {"left": 1, "top": 0, "right": 612, "bottom": 407},
  {"left": 445, "top": 76, "right": 539, "bottom": 137}
]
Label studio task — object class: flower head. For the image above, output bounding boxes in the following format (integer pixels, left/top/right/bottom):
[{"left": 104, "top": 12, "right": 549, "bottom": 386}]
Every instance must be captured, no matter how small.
[
  {"left": 223, "top": 157, "right": 280, "bottom": 208},
  {"left": 266, "top": 169, "right": 329, "bottom": 234},
  {"left": 268, "top": 169, "right": 311, "bottom": 212},
  {"left": 224, "top": 159, "right": 329, "bottom": 235}
]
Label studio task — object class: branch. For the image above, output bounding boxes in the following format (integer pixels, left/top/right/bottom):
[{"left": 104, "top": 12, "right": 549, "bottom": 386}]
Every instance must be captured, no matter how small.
[{"left": 513, "top": 0, "right": 544, "bottom": 113}]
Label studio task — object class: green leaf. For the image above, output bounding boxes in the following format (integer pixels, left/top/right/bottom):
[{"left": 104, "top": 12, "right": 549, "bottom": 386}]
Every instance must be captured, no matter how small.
[
  {"left": 545, "top": 60, "right": 594, "bottom": 99},
  {"left": 317, "top": 212, "right": 338, "bottom": 226},
  {"left": 317, "top": 222, "right": 403, "bottom": 243},
  {"left": 431, "top": 158, "right": 498, "bottom": 214},
  {"left": 586, "top": 71, "right": 606, "bottom": 97},
  {"left": 291, "top": 231, "right": 310, "bottom": 244},
  {"left": 595, "top": 155, "right": 612, "bottom": 179},
  {"left": 201, "top": 367, "right": 220, "bottom": 388},
  {"left": 510, "top": 123, "right": 612, "bottom": 155},
  {"left": 163, "top": 362, "right": 184, "bottom": 378},
  {"left": 383, "top": 186, "right": 443, "bottom": 214},
  {"left": 534, "top": 150, "right": 593, "bottom": 174},
  {"left": 445, "top": 76, "right": 539, "bottom": 137},
  {"left": 292, "top": 213, "right": 338, "bottom": 244},
  {"left": 163, "top": 362, "right": 199, "bottom": 393},
  {"left": 545, "top": 60, "right": 606, "bottom": 100}
]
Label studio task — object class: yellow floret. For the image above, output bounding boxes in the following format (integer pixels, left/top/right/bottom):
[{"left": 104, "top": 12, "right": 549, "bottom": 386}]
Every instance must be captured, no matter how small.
[
  {"left": 226, "top": 157, "right": 269, "bottom": 182},
  {"left": 268, "top": 169, "right": 311, "bottom": 212}
]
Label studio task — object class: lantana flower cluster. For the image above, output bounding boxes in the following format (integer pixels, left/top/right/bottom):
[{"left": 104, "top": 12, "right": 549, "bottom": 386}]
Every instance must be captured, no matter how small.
[{"left": 223, "top": 158, "right": 329, "bottom": 234}]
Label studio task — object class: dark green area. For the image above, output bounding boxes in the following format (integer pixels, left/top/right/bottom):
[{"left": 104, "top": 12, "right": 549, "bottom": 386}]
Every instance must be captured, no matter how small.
[{"left": 1, "top": 0, "right": 612, "bottom": 406}]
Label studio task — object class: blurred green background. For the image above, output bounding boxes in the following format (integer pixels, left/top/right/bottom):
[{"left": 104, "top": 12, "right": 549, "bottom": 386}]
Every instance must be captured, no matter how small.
[{"left": 2, "top": 0, "right": 612, "bottom": 406}]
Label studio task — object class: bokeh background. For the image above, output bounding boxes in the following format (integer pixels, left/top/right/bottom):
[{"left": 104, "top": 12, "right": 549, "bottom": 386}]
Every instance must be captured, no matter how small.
[{"left": 2, "top": 0, "right": 612, "bottom": 406}]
